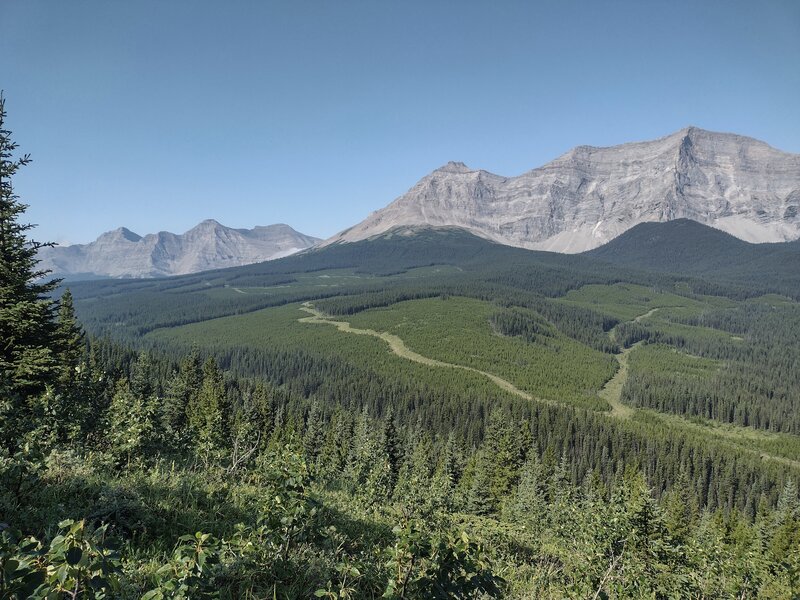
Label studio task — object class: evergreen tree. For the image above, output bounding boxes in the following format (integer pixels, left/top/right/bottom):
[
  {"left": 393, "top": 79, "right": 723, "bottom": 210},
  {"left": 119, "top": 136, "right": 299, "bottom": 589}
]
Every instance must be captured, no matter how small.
[
  {"left": 430, "top": 432, "right": 462, "bottom": 511},
  {"left": 107, "top": 377, "right": 156, "bottom": 466},
  {"left": 466, "top": 453, "right": 494, "bottom": 516},
  {"left": 0, "top": 93, "right": 61, "bottom": 401},
  {"left": 663, "top": 473, "right": 699, "bottom": 544},
  {"left": 302, "top": 400, "right": 322, "bottom": 464},
  {"left": 161, "top": 348, "right": 202, "bottom": 438},
  {"left": 129, "top": 352, "right": 154, "bottom": 402},
  {"left": 251, "top": 382, "right": 274, "bottom": 444},
  {"left": 508, "top": 455, "right": 546, "bottom": 528},
  {"left": 317, "top": 406, "right": 351, "bottom": 482},
  {"left": 379, "top": 407, "right": 401, "bottom": 492},
  {"left": 187, "top": 358, "right": 228, "bottom": 450},
  {"left": 344, "top": 408, "right": 373, "bottom": 491},
  {"left": 55, "top": 289, "right": 84, "bottom": 385}
]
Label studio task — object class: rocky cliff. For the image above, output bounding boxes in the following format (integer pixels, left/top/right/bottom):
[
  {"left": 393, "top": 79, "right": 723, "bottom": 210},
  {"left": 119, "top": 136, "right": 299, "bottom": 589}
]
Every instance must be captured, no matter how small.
[{"left": 325, "top": 128, "right": 800, "bottom": 253}]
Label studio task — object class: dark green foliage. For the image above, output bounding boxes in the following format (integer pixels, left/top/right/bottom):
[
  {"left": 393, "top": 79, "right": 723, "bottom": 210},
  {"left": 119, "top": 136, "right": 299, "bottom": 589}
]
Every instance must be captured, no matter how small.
[
  {"left": 382, "top": 517, "right": 502, "bottom": 599},
  {"left": 490, "top": 307, "right": 555, "bottom": 343},
  {"left": 3, "top": 97, "right": 800, "bottom": 595},
  {"left": 0, "top": 95, "right": 61, "bottom": 399},
  {"left": 613, "top": 321, "right": 653, "bottom": 348},
  {"left": 55, "top": 289, "right": 85, "bottom": 385},
  {"left": 161, "top": 348, "right": 202, "bottom": 441},
  {"left": 0, "top": 519, "right": 123, "bottom": 599},
  {"left": 587, "top": 218, "right": 800, "bottom": 298},
  {"left": 141, "top": 532, "right": 221, "bottom": 599},
  {"left": 2, "top": 334, "right": 800, "bottom": 597},
  {"left": 107, "top": 377, "right": 158, "bottom": 466},
  {"left": 621, "top": 301, "right": 800, "bottom": 433},
  {"left": 187, "top": 358, "right": 228, "bottom": 450},
  {"left": 68, "top": 225, "right": 771, "bottom": 345}
]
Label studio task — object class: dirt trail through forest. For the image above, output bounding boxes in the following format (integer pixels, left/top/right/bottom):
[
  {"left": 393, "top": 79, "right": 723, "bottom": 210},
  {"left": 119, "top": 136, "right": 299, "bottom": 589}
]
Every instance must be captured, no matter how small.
[
  {"left": 598, "top": 307, "right": 661, "bottom": 418},
  {"left": 299, "top": 302, "right": 800, "bottom": 469},
  {"left": 298, "top": 303, "right": 540, "bottom": 403}
]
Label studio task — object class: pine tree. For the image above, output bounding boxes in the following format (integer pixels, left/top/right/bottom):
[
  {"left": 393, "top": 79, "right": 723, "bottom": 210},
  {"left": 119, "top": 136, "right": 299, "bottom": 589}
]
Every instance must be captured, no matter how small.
[
  {"left": 508, "top": 455, "right": 546, "bottom": 527},
  {"left": 251, "top": 382, "right": 273, "bottom": 443},
  {"left": 302, "top": 400, "right": 322, "bottom": 463},
  {"left": 107, "top": 377, "right": 156, "bottom": 466},
  {"left": 161, "top": 348, "right": 202, "bottom": 438},
  {"left": 55, "top": 289, "right": 84, "bottom": 385},
  {"left": 663, "top": 473, "right": 698, "bottom": 544},
  {"left": 0, "top": 93, "right": 61, "bottom": 401},
  {"left": 466, "top": 453, "right": 494, "bottom": 516},
  {"left": 129, "top": 352, "right": 154, "bottom": 402},
  {"left": 344, "top": 407, "right": 372, "bottom": 490},
  {"left": 380, "top": 407, "right": 401, "bottom": 493},
  {"left": 317, "top": 406, "right": 351, "bottom": 482},
  {"left": 187, "top": 357, "right": 227, "bottom": 450}
]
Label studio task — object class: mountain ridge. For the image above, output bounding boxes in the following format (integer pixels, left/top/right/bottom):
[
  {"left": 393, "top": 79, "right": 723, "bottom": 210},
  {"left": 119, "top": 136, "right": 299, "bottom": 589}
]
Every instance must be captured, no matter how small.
[
  {"left": 324, "top": 127, "right": 800, "bottom": 252},
  {"left": 39, "top": 220, "right": 321, "bottom": 279}
]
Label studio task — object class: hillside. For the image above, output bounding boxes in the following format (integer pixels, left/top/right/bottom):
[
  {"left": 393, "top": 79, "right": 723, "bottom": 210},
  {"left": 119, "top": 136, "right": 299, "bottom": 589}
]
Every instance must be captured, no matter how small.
[
  {"left": 587, "top": 219, "right": 800, "bottom": 296},
  {"left": 21, "top": 226, "right": 800, "bottom": 598}
]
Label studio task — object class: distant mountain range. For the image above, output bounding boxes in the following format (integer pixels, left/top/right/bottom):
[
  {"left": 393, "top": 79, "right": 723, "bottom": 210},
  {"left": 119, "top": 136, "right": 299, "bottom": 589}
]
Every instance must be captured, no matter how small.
[
  {"left": 38, "top": 220, "right": 320, "bottom": 279},
  {"left": 325, "top": 127, "right": 800, "bottom": 253},
  {"left": 44, "top": 127, "right": 800, "bottom": 279}
]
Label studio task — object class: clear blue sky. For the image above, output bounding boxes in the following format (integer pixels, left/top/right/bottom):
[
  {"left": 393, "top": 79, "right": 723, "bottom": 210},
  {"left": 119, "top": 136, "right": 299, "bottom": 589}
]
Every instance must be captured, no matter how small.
[{"left": 2, "top": 0, "right": 799, "bottom": 244}]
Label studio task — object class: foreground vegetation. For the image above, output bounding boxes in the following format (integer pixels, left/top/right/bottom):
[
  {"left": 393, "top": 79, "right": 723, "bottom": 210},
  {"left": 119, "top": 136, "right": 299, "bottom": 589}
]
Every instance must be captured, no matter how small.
[
  {"left": 3, "top": 96, "right": 800, "bottom": 597},
  {"left": 4, "top": 342, "right": 800, "bottom": 598}
]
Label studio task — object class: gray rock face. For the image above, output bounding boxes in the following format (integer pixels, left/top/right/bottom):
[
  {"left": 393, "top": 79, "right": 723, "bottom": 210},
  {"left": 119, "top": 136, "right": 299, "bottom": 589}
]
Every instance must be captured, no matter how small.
[
  {"left": 326, "top": 128, "right": 800, "bottom": 253},
  {"left": 39, "top": 221, "right": 320, "bottom": 278}
]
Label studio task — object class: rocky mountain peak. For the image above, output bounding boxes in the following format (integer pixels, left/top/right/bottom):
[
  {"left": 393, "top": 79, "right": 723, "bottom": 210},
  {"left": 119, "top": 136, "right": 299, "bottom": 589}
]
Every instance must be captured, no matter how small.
[
  {"left": 324, "top": 128, "right": 800, "bottom": 253},
  {"left": 98, "top": 227, "right": 142, "bottom": 243},
  {"left": 434, "top": 161, "right": 472, "bottom": 174},
  {"left": 39, "top": 221, "right": 321, "bottom": 279},
  {"left": 190, "top": 219, "right": 225, "bottom": 232}
]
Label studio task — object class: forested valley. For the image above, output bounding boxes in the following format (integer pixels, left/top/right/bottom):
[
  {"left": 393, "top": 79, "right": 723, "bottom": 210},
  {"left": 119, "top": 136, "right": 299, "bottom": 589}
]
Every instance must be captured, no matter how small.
[{"left": 2, "top": 98, "right": 800, "bottom": 598}]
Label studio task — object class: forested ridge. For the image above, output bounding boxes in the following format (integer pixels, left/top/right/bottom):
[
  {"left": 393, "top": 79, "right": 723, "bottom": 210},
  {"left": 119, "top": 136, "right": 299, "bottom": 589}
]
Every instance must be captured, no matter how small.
[{"left": 3, "top": 97, "right": 800, "bottom": 597}]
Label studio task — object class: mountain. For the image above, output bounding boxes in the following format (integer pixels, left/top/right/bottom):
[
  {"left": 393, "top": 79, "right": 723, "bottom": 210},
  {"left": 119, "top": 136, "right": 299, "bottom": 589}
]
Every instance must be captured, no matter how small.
[
  {"left": 324, "top": 128, "right": 800, "bottom": 253},
  {"left": 39, "top": 221, "right": 321, "bottom": 279},
  {"left": 586, "top": 218, "right": 800, "bottom": 295}
]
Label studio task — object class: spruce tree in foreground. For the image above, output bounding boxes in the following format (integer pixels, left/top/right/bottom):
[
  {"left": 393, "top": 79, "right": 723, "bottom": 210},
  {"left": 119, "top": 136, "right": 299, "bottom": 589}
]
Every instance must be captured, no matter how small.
[{"left": 0, "top": 93, "right": 64, "bottom": 447}]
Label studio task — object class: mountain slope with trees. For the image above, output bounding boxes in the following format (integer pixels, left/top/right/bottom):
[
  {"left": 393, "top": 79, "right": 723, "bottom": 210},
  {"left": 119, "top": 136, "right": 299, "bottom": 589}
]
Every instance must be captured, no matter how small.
[
  {"left": 587, "top": 219, "right": 800, "bottom": 296},
  {"left": 3, "top": 97, "right": 800, "bottom": 598}
]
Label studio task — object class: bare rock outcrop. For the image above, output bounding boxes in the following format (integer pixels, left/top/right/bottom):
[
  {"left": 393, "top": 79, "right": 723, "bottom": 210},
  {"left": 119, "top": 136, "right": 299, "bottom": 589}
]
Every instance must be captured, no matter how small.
[{"left": 326, "top": 128, "right": 800, "bottom": 253}]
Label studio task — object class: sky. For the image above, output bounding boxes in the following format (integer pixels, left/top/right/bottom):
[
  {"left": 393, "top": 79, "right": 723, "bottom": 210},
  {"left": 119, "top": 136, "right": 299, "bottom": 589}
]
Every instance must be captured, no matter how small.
[{"left": 1, "top": 1, "right": 799, "bottom": 244}]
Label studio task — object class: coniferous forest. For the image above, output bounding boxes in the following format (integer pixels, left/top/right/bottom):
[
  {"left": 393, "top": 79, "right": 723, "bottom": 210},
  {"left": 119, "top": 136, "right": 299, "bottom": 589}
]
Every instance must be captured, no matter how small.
[{"left": 2, "top": 97, "right": 800, "bottom": 600}]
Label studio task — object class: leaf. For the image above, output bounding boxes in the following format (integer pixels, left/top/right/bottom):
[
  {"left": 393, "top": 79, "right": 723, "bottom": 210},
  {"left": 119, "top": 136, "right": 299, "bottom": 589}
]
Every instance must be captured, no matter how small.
[
  {"left": 21, "top": 569, "right": 46, "bottom": 595},
  {"left": 66, "top": 546, "right": 83, "bottom": 566},
  {"left": 88, "top": 575, "right": 108, "bottom": 590},
  {"left": 3, "top": 558, "right": 19, "bottom": 574},
  {"left": 49, "top": 535, "right": 66, "bottom": 552}
]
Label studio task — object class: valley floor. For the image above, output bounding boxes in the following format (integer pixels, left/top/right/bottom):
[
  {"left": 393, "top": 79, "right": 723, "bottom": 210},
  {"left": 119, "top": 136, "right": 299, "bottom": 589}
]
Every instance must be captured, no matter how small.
[{"left": 299, "top": 299, "right": 800, "bottom": 471}]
